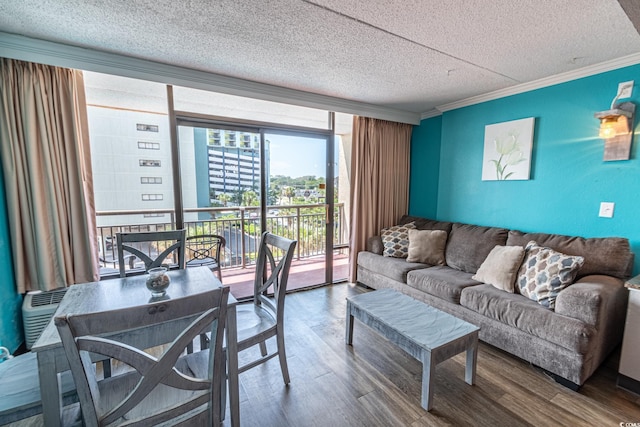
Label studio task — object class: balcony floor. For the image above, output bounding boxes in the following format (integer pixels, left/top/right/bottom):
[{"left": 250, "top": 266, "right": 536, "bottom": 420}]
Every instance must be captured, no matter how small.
[{"left": 222, "top": 253, "right": 349, "bottom": 299}]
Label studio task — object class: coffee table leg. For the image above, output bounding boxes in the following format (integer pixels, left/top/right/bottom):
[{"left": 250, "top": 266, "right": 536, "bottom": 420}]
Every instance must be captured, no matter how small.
[
  {"left": 421, "top": 350, "right": 435, "bottom": 411},
  {"left": 345, "top": 301, "right": 354, "bottom": 345},
  {"left": 465, "top": 337, "right": 478, "bottom": 385}
]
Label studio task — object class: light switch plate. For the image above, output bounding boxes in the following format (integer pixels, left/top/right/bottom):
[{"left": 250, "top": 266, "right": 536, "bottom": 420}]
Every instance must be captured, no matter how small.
[{"left": 599, "top": 202, "right": 615, "bottom": 218}]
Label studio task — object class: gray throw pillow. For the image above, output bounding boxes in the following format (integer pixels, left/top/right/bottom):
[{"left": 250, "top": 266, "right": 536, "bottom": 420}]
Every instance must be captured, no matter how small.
[
  {"left": 406, "top": 229, "right": 447, "bottom": 265},
  {"left": 472, "top": 245, "right": 525, "bottom": 292}
]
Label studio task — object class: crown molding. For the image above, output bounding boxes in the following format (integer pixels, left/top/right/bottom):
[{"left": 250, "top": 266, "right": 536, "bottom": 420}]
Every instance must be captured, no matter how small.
[
  {"left": 420, "top": 109, "right": 443, "bottom": 120},
  {"left": 0, "top": 32, "right": 421, "bottom": 125},
  {"left": 432, "top": 53, "right": 640, "bottom": 114}
]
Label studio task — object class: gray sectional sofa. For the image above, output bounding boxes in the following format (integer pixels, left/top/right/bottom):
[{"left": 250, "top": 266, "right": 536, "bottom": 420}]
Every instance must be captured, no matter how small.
[{"left": 356, "top": 215, "right": 634, "bottom": 389}]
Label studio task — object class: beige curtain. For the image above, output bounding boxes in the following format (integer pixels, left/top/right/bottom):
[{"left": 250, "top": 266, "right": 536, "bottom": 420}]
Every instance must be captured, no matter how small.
[
  {"left": 0, "top": 58, "right": 99, "bottom": 293},
  {"left": 348, "top": 116, "right": 413, "bottom": 282}
]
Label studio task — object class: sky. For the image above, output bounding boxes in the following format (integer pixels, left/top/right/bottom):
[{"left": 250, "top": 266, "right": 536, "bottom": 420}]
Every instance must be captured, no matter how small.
[{"left": 267, "top": 133, "right": 336, "bottom": 179}]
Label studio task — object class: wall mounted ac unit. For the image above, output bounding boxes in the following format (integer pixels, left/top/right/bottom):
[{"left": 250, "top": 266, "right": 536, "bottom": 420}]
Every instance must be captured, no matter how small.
[{"left": 22, "top": 288, "right": 67, "bottom": 349}]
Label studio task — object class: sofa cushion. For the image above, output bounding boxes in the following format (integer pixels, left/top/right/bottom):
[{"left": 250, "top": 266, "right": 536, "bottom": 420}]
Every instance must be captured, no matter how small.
[
  {"left": 381, "top": 222, "right": 416, "bottom": 258},
  {"left": 398, "top": 215, "right": 453, "bottom": 233},
  {"left": 472, "top": 245, "right": 525, "bottom": 292},
  {"left": 506, "top": 230, "right": 633, "bottom": 279},
  {"left": 516, "top": 241, "right": 585, "bottom": 310},
  {"left": 445, "top": 223, "right": 509, "bottom": 274},
  {"left": 358, "top": 251, "right": 429, "bottom": 283},
  {"left": 406, "top": 229, "right": 447, "bottom": 265},
  {"left": 406, "top": 266, "right": 481, "bottom": 304},
  {"left": 460, "top": 284, "right": 595, "bottom": 354}
]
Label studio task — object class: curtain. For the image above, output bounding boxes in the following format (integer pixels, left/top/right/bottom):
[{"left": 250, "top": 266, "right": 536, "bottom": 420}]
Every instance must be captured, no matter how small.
[
  {"left": 348, "top": 116, "right": 413, "bottom": 282},
  {"left": 0, "top": 58, "right": 99, "bottom": 293}
]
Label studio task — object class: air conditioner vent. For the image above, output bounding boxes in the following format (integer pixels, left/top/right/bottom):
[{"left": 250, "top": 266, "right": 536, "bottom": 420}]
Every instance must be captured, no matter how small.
[
  {"left": 30, "top": 290, "right": 67, "bottom": 307},
  {"left": 22, "top": 288, "right": 68, "bottom": 349}
]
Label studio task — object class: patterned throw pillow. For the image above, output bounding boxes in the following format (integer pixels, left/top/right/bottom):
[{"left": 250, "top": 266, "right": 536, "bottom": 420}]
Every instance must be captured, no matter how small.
[
  {"left": 516, "top": 241, "right": 585, "bottom": 309},
  {"left": 381, "top": 222, "right": 416, "bottom": 258}
]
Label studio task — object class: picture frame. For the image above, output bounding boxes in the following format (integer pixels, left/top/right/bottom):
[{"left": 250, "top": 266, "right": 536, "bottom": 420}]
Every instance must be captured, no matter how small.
[{"left": 482, "top": 117, "right": 535, "bottom": 181}]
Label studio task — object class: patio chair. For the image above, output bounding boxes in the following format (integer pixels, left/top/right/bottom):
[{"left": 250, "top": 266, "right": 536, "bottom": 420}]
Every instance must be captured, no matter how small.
[
  {"left": 116, "top": 229, "right": 186, "bottom": 277},
  {"left": 233, "top": 232, "right": 297, "bottom": 384},
  {"left": 186, "top": 234, "right": 226, "bottom": 281},
  {"left": 54, "top": 286, "right": 230, "bottom": 426}
]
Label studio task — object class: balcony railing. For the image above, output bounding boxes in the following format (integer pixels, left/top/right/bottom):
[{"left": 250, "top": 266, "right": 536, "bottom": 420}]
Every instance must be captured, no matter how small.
[{"left": 96, "top": 203, "right": 348, "bottom": 271}]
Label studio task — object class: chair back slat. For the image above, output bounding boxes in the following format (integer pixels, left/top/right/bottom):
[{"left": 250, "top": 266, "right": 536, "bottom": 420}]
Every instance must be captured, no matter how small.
[
  {"left": 186, "top": 234, "right": 226, "bottom": 281},
  {"left": 116, "top": 230, "right": 186, "bottom": 277}
]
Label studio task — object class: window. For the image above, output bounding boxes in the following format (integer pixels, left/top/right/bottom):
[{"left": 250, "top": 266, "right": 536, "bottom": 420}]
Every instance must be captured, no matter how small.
[
  {"left": 138, "top": 141, "right": 160, "bottom": 150},
  {"left": 139, "top": 159, "right": 161, "bottom": 167},
  {"left": 142, "top": 194, "right": 164, "bottom": 201},
  {"left": 143, "top": 213, "right": 165, "bottom": 218},
  {"left": 137, "top": 123, "right": 159, "bottom": 132},
  {"left": 141, "top": 177, "right": 162, "bottom": 184}
]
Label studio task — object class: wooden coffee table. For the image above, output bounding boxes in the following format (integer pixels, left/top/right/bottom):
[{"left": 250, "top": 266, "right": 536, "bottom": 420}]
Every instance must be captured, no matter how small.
[{"left": 346, "top": 288, "right": 480, "bottom": 411}]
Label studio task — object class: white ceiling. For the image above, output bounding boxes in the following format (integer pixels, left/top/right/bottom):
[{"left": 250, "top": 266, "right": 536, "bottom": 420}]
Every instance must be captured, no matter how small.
[{"left": 1, "top": 0, "right": 640, "bottom": 120}]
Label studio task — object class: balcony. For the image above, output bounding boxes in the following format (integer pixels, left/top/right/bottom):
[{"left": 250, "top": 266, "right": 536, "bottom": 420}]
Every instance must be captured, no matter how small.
[{"left": 96, "top": 203, "right": 349, "bottom": 298}]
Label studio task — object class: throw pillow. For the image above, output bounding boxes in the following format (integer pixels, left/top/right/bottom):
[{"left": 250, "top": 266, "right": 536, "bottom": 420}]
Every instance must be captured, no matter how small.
[
  {"left": 381, "top": 222, "right": 416, "bottom": 258},
  {"left": 472, "top": 245, "right": 525, "bottom": 292},
  {"left": 406, "top": 229, "right": 448, "bottom": 265},
  {"left": 516, "top": 241, "right": 585, "bottom": 309}
]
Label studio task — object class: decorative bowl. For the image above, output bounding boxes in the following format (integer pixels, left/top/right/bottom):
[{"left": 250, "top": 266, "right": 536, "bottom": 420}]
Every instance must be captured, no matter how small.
[{"left": 146, "top": 267, "right": 170, "bottom": 297}]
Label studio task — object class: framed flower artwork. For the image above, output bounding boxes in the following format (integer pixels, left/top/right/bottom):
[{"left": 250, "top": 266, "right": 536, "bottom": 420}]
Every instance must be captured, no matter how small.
[{"left": 482, "top": 117, "right": 535, "bottom": 181}]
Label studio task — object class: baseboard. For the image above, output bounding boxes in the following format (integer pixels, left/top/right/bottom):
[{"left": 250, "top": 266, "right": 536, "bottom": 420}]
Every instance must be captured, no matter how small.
[{"left": 618, "top": 374, "right": 640, "bottom": 395}]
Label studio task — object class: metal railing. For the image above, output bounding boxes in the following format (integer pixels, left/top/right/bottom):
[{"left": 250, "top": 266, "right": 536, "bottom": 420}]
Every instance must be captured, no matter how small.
[{"left": 96, "top": 203, "right": 348, "bottom": 270}]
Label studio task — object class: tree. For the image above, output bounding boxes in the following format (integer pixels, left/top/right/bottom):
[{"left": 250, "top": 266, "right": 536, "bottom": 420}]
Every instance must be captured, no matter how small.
[
  {"left": 282, "top": 186, "right": 296, "bottom": 204},
  {"left": 217, "top": 193, "right": 232, "bottom": 207},
  {"left": 242, "top": 190, "right": 258, "bottom": 206}
]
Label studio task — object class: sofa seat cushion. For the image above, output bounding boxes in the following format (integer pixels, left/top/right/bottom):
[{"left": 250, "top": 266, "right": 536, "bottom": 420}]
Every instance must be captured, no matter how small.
[
  {"left": 357, "top": 251, "right": 429, "bottom": 283},
  {"left": 406, "top": 266, "right": 482, "bottom": 304},
  {"left": 460, "top": 284, "right": 595, "bottom": 354}
]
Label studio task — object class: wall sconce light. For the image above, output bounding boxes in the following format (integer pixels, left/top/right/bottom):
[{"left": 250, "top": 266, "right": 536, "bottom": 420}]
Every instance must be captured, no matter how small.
[{"left": 594, "top": 95, "right": 635, "bottom": 161}]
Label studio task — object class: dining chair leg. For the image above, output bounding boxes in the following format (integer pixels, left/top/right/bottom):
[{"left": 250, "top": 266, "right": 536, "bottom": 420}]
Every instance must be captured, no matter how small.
[
  {"left": 259, "top": 341, "right": 267, "bottom": 357},
  {"left": 276, "top": 332, "right": 290, "bottom": 385}
]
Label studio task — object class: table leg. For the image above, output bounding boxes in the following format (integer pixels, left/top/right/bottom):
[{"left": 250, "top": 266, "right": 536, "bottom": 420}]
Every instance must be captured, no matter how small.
[
  {"left": 226, "top": 304, "right": 240, "bottom": 427},
  {"left": 421, "top": 350, "right": 435, "bottom": 411},
  {"left": 345, "top": 301, "right": 354, "bottom": 345},
  {"left": 37, "top": 351, "right": 62, "bottom": 427},
  {"left": 465, "top": 336, "right": 478, "bottom": 385}
]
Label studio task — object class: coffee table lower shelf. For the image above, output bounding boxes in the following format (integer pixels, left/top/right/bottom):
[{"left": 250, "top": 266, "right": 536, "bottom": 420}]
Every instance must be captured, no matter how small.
[{"left": 345, "top": 289, "right": 480, "bottom": 411}]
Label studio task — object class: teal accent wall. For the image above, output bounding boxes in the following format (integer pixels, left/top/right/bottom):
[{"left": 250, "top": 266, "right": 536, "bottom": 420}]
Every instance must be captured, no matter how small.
[
  {"left": 410, "top": 64, "right": 640, "bottom": 274},
  {"left": 0, "top": 162, "right": 22, "bottom": 353},
  {"left": 409, "top": 115, "right": 442, "bottom": 218}
]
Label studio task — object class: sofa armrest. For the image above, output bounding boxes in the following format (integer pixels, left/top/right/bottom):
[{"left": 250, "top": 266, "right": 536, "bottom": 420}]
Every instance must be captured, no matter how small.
[
  {"left": 555, "top": 275, "right": 627, "bottom": 326},
  {"left": 366, "top": 236, "right": 384, "bottom": 255}
]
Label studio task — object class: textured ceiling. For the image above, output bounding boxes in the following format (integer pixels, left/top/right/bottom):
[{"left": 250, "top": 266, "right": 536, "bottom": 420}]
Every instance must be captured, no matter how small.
[{"left": 1, "top": 0, "right": 640, "bottom": 116}]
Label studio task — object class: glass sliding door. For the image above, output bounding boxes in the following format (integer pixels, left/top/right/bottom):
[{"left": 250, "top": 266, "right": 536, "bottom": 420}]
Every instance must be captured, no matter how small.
[
  {"left": 177, "top": 121, "right": 264, "bottom": 297},
  {"left": 264, "top": 130, "right": 333, "bottom": 289},
  {"left": 175, "top": 116, "right": 337, "bottom": 299}
]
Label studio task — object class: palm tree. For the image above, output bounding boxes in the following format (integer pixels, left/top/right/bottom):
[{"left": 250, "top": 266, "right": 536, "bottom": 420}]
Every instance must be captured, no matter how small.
[
  {"left": 242, "top": 190, "right": 258, "bottom": 206},
  {"left": 282, "top": 186, "right": 296, "bottom": 204},
  {"left": 218, "top": 193, "right": 232, "bottom": 207}
]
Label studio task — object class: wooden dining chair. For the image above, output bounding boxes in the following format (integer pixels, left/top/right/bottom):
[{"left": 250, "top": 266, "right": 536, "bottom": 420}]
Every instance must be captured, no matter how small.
[
  {"left": 116, "top": 229, "right": 186, "bottom": 277},
  {"left": 234, "top": 232, "right": 297, "bottom": 384},
  {"left": 55, "top": 286, "right": 230, "bottom": 427},
  {"left": 186, "top": 234, "right": 226, "bottom": 281}
]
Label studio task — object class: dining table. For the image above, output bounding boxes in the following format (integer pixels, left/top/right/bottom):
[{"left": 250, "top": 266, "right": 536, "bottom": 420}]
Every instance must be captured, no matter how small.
[{"left": 31, "top": 266, "right": 240, "bottom": 427}]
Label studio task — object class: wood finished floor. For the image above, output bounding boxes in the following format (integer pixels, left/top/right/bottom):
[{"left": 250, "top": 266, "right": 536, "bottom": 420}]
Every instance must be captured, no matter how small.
[{"left": 8, "top": 283, "right": 640, "bottom": 426}]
